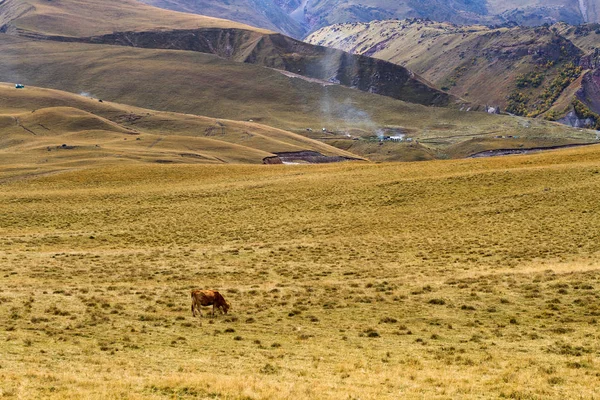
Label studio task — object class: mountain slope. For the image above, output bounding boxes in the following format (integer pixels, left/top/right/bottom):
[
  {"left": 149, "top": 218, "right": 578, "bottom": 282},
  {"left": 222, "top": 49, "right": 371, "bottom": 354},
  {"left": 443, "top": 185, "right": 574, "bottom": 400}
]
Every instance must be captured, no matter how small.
[
  {"left": 307, "top": 19, "right": 600, "bottom": 128},
  {"left": 141, "top": 0, "right": 306, "bottom": 38},
  {"left": 0, "top": 0, "right": 270, "bottom": 36},
  {"left": 1, "top": 37, "right": 596, "bottom": 161},
  {"left": 0, "top": 0, "right": 596, "bottom": 162},
  {"left": 140, "top": 0, "right": 600, "bottom": 37},
  {"left": 0, "top": 0, "right": 459, "bottom": 109}
]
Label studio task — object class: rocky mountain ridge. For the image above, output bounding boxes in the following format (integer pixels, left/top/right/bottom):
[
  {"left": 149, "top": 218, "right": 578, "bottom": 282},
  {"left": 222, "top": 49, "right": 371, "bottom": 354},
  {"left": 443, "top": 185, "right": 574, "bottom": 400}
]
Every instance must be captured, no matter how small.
[{"left": 140, "top": 0, "right": 600, "bottom": 38}]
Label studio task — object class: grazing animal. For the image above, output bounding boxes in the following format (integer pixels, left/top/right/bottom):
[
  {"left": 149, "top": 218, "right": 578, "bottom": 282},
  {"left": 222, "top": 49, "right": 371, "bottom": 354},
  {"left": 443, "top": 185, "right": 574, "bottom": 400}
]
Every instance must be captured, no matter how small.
[{"left": 191, "top": 289, "right": 230, "bottom": 317}]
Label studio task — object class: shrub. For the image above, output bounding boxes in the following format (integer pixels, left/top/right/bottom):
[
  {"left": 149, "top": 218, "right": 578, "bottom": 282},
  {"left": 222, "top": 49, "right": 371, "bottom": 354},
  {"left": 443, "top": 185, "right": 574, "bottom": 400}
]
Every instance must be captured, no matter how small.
[
  {"left": 260, "top": 363, "right": 279, "bottom": 374},
  {"left": 428, "top": 298, "right": 445, "bottom": 305},
  {"left": 362, "top": 328, "right": 380, "bottom": 338}
]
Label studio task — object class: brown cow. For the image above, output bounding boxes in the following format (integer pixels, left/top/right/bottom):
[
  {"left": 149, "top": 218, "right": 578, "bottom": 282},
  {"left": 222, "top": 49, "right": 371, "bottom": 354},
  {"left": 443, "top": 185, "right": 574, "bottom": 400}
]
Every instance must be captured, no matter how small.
[{"left": 191, "top": 289, "right": 230, "bottom": 317}]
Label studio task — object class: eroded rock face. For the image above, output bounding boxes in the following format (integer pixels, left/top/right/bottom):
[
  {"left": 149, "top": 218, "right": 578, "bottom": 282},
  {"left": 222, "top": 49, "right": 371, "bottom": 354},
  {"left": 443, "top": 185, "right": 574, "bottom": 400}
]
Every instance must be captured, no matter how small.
[
  {"left": 581, "top": 48, "right": 600, "bottom": 69},
  {"left": 273, "top": 0, "right": 302, "bottom": 14},
  {"left": 558, "top": 110, "right": 595, "bottom": 128},
  {"left": 500, "top": 6, "right": 584, "bottom": 27},
  {"left": 577, "top": 69, "right": 600, "bottom": 114},
  {"left": 579, "top": 0, "right": 600, "bottom": 24},
  {"left": 263, "top": 151, "right": 359, "bottom": 164}
]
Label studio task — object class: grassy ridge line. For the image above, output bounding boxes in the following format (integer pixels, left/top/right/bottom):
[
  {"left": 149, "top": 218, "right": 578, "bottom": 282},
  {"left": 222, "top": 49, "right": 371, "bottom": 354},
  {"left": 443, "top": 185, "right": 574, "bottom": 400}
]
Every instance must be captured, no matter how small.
[{"left": 1, "top": 146, "right": 600, "bottom": 398}]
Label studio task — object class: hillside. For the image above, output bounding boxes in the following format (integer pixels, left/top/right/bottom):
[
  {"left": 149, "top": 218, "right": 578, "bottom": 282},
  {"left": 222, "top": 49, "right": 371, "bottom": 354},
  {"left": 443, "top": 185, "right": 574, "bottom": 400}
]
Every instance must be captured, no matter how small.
[
  {"left": 0, "top": 0, "right": 459, "bottom": 110},
  {"left": 2, "top": 36, "right": 597, "bottom": 161},
  {"left": 0, "top": 0, "right": 270, "bottom": 37},
  {"left": 0, "top": 83, "right": 360, "bottom": 169},
  {"left": 141, "top": 0, "right": 600, "bottom": 37},
  {"left": 306, "top": 19, "right": 600, "bottom": 129},
  {"left": 0, "top": 0, "right": 596, "bottom": 162},
  {"left": 141, "top": 0, "right": 306, "bottom": 38},
  {"left": 2, "top": 2, "right": 600, "bottom": 397}
]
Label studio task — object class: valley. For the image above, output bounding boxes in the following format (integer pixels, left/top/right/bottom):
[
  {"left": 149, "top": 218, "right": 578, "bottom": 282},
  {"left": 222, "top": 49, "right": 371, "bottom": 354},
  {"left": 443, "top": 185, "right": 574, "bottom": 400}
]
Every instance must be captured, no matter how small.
[{"left": 0, "top": 0, "right": 596, "bottom": 163}]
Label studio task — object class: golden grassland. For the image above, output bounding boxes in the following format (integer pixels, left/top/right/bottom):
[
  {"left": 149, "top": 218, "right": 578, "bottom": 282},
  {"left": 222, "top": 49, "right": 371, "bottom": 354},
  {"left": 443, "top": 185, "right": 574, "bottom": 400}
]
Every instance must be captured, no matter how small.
[{"left": 1, "top": 145, "right": 600, "bottom": 398}]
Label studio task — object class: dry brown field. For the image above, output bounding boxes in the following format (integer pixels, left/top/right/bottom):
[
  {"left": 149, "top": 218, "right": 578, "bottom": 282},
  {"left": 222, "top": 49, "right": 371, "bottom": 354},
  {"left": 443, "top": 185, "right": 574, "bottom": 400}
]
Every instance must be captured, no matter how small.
[{"left": 1, "top": 144, "right": 600, "bottom": 399}]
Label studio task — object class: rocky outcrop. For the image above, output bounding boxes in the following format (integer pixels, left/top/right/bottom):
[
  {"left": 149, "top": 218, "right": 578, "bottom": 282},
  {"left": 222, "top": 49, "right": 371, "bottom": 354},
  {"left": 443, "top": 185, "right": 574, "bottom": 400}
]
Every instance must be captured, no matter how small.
[
  {"left": 263, "top": 150, "right": 360, "bottom": 164},
  {"left": 558, "top": 110, "right": 596, "bottom": 128},
  {"left": 242, "top": 33, "right": 457, "bottom": 106},
  {"left": 580, "top": 48, "right": 600, "bottom": 70},
  {"left": 577, "top": 69, "right": 600, "bottom": 114}
]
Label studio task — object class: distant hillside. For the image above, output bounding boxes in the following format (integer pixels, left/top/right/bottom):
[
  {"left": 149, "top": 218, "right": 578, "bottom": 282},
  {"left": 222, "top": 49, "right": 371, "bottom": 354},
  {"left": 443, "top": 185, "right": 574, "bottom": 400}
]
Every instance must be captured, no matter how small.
[
  {"left": 0, "top": 0, "right": 458, "bottom": 109},
  {"left": 139, "top": 0, "right": 600, "bottom": 37},
  {"left": 307, "top": 19, "right": 600, "bottom": 130},
  {"left": 1, "top": 37, "right": 595, "bottom": 162},
  {"left": 0, "top": 0, "right": 596, "bottom": 163},
  {"left": 0, "top": 0, "right": 270, "bottom": 36},
  {"left": 140, "top": 0, "right": 306, "bottom": 38}
]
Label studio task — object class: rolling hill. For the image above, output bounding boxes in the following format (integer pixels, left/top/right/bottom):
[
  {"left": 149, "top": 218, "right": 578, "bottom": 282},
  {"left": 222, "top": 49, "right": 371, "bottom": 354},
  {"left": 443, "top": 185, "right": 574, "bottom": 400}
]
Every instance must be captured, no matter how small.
[
  {"left": 0, "top": 83, "right": 361, "bottom": 171},
  {"left": 0, "top": 0, "right": 270, "bottom": 37},
  {"left": 2, "top": 3, "right": 600, "bottom": 397},
  {"left": 2, "top": 35, "right": 596, "bottom": 162},
  {"left": 306, "top": 19, "right": 600, "bottom": 130},
  {"left": 2, "top": 141, "right": 600, "bottom": 398}
]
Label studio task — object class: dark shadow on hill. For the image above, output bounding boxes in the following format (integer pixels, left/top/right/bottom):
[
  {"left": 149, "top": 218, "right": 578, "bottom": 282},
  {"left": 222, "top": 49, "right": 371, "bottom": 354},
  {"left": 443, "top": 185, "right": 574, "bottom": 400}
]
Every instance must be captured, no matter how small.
[
  {"left": 263, "top": 150, "right": 362, "bottom": 164},
  {"left": 469, "top": 142, "right": 600, "bottom": 158}
]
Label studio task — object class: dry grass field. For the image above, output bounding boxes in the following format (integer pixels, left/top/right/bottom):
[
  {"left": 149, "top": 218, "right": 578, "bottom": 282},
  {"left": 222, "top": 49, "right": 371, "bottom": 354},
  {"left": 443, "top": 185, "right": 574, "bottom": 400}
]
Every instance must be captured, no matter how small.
[{"left": 2, "top": 145, "right": 600, "bottom": 399}]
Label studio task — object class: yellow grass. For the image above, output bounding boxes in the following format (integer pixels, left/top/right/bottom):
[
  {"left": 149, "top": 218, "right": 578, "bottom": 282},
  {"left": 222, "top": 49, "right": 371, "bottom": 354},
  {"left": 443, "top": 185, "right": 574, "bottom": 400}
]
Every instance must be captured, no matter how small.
[{"left": 1, "top": 145, "right": 600, "bottom": 398}]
